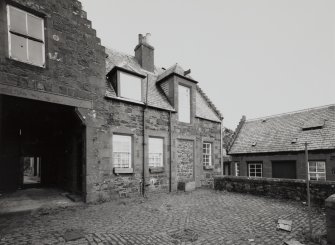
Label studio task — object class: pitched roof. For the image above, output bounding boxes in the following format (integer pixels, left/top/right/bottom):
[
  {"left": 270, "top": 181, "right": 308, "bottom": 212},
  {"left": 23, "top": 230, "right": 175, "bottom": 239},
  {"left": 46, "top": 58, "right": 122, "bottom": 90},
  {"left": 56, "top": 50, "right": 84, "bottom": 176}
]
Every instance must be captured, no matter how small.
[
  {"left": 229, "top": 105, "right": 335, "bottom": 154},
  {"left": 157, "top": 63, "right": 196, "bottom": 82},
  {"left": 105, "top": 48, "right": 222, "bottom": 121}
]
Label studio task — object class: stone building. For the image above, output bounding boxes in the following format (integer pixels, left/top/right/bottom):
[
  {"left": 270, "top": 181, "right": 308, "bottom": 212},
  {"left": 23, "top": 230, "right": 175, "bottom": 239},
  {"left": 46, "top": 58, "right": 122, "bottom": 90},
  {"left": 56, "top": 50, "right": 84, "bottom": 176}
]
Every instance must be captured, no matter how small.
[
  {"left": 0, "top": 0, "right": 223, "bottom": 202},
  {"left": 227, "top": 105, "right": 335, "bottom": 181}
]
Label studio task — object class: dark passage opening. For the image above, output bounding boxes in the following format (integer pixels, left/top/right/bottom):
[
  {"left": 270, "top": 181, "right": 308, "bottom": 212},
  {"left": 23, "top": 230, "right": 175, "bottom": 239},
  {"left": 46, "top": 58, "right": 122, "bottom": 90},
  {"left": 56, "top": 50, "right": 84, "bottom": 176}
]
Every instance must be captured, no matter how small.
[
  {"left": 272, "top": 161, "right": 297, "bottom": 179},
  {"left": 0, "top": 95, "right": 85, "bottom": 196}
]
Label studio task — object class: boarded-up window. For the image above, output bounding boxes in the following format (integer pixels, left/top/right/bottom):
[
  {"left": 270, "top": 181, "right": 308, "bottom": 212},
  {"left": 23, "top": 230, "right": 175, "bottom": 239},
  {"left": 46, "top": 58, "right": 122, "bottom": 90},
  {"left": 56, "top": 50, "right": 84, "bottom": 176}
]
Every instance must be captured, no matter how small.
[
  {"left": 178, "top": 84, "right": 191, "bottom": 123},
  {"left": 7, "top": 5, "right": 45, "bottom": 67},
  {"left": 119, "top": 72, "right": 142, "bottom": 101}
]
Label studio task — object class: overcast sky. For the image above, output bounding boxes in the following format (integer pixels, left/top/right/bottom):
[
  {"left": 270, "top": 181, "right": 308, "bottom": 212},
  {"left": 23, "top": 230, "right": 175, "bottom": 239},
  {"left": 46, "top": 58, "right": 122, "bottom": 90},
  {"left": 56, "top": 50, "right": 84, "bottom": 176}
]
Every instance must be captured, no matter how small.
[{"left": 80, "top": 0, "right": 335, "bottom": 129}]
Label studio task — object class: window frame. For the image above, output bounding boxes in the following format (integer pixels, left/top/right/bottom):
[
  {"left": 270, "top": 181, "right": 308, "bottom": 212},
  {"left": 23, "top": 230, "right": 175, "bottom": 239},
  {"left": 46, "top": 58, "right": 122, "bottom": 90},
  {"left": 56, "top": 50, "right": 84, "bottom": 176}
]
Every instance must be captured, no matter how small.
[
  {"left": 202, "top": 142, "right": 213, "bottom": 169},
  {"left": 148, "top": 136, "right": 164, "bottom": 168},
  {"left": 178, "top": 84, "right": 191, "bottom": 123},
  {"left": 117, "top": 70, "right": 143, "bottom": 102},
  {"left": 248, "top": 162, "right": 262, "bottom": 178},
  {"left": 7, "top": 4, "right": 45, "bottom": 67},
  {"left": 112, "top": 134, "right": 133, "bottom": 170},
  {"left": 235, "top": 162, "right": 240, "bottom": 176},
  {"left": 308, "top": 160, "right": 326, "bottom": 181}
]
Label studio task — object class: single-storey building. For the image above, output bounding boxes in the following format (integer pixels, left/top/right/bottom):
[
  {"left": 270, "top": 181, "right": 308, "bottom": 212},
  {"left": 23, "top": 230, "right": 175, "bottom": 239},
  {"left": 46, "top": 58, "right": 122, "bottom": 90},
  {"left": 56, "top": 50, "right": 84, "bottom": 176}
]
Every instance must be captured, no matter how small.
[{"left": 227, "top": 105, "right": 335, "bottom": 181}]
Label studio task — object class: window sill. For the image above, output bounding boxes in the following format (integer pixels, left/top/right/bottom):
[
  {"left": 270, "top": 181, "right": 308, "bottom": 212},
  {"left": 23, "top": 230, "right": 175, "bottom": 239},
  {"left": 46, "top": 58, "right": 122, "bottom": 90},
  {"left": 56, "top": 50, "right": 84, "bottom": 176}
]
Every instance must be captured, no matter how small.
[
  {"left": 6, "top": 57, "right": 46, "bottom": 70},
  {"left": 149, "top": 167, "right": 165, "bottom": 174},
  {"left": 203, "top": 166, "right": 214, "bottom": 170},
  {"left": 113, "top": 167, "right": 134, "bottom": 174}
]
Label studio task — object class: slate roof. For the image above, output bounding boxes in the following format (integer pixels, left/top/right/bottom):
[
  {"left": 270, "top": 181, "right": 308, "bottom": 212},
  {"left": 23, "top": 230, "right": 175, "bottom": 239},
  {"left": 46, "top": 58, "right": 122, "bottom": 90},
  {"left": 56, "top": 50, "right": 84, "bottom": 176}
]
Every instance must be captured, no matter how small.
[
  {"left": 229, "top": 105, "right": 335, "bottom": 154},
  {"left": 105, "top": 48, "right": 222, "bottom": 121}
]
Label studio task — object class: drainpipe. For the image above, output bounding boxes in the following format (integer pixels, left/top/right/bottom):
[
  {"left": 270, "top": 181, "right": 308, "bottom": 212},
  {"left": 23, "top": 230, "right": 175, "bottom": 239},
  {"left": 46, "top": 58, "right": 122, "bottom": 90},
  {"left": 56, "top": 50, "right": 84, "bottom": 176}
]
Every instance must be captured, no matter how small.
[
  {"left": 142, "top": 76, "right": 149, "bottom": 196},
  {"left": 220, "top": 119, "right": 224, "bottom": 175},
  {"left": 169, "top": 111, "right": 172, "bottom": 192}
]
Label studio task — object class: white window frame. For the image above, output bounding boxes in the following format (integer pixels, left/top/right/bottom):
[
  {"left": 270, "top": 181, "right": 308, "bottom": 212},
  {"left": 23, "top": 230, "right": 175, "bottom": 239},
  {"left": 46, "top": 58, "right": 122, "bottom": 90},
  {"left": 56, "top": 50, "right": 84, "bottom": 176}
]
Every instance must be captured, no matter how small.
[
  {"left": 148, "top": 137, "right": 164, "bottom": 168},
  {"left": 118, "top": 71, "right": 142, "bottom": 102},
  {"left": 112, "top": 134, "right": 132, "bottom": 169},
  {"left": 178, "top": 84, "right": 191, "bottom": 123},
  {"left": 235, "top": 162, "right": 240, "bottom": 176},
  {"left": 248, "top": 163, "right": 262, "bottom": 177},
  {"left": 203, "top": 142, "right": 212, "bottom": 167},
  {"left": 7, "top": 5, "right": 45, "bottom": 67},
  {"left": 308, "top": 161, "right": 326, "bottom": 181}
]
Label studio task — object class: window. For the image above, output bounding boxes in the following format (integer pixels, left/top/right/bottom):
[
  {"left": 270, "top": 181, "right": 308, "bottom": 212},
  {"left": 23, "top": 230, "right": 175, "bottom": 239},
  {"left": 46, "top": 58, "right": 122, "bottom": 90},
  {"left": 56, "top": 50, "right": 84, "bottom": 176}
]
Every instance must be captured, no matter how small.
[
  {"left": 113, "top": 135, "right": 132, "bottom": 168},
  {"left": 235, "top": 162, "right": 240, "bottom": 176},
  {"left": 248, "top": 163, "right": 262, "bottom": 177},
  {"left": 119, "top": 72, "right": 142, "bottom": 101},
  {"left": 203, "top": 142, "right": 212, "bottom": 168},
  {"left": 308, "top": 161, "right": 326, "bottom": 181},
  {"left": 178, "top": 84, "right": 191, "bottom": 123},
  {"left": 148, "top": 137, "right": 163, "bottom": 167},
  {"left": 7, "top": 5, "right": 45, "bottom": 67}
]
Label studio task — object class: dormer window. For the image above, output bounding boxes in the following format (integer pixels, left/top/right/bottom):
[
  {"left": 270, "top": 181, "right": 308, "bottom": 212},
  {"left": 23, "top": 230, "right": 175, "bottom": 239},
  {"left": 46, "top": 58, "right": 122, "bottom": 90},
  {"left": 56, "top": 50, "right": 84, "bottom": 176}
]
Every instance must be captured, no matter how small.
[
  {"left": 119, "top": 72, "right": 142, "bottom": 101},
  {"left": 178, "top": 84, "right": 191, "bottom": 123}
]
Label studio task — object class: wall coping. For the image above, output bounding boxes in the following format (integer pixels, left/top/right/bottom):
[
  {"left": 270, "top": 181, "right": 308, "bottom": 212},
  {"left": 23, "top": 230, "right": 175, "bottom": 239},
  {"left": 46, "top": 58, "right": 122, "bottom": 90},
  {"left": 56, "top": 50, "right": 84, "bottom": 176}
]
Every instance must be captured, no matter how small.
[{"left": 214, "top": 175, "right": 335, "bottom": 186}]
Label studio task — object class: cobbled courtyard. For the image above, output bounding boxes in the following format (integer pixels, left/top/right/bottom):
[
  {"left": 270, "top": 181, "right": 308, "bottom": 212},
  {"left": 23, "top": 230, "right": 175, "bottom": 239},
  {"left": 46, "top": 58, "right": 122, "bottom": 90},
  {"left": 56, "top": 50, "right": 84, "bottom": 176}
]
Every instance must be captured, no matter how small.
[{"left": 0, "top": 189, "right": 326, "bottom": 245}]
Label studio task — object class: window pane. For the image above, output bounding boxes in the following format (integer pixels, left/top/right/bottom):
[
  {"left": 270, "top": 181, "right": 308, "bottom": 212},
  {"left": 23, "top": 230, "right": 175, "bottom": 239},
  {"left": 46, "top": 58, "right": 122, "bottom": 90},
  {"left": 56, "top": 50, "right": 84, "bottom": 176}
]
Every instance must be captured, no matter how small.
[
  {"left": 113, "top": 135, "right": 132, "bottom": 168},
  {"left": 119, "top": 72, "right": 142, "bottom": 101},
  {"left": 178, "top": 85, "right": 191, "bottom": 123},
  {"left": 28, "top": 40, "right": 44, "bottom": 66},
  {"left": 9, "top": 6, "right": 27, "bottom": 35},
  {"left": 317, "top": 162, "right": 325, "bottom": 171},
  {"left": 309, "top": 173, "right": 317, "bottom": 180},
  {"left": 10, "top": 33, "right": 27, "bottom": 62},
  {"left": 27, "top": 14, "right": 43, "bottom": 40},
  {"left": 309, "top": 164, "right": 316, "bottom": 172},
  {"left": 149, "top": 137, "right": 163, "bottom": 167}
]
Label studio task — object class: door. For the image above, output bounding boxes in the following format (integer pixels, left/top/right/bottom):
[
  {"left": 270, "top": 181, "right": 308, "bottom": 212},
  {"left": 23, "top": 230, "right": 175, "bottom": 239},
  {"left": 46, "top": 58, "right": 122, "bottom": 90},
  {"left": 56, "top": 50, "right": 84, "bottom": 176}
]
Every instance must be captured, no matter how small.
[{"left": 272, "top": 161, "right": 296, "bottom": 179}]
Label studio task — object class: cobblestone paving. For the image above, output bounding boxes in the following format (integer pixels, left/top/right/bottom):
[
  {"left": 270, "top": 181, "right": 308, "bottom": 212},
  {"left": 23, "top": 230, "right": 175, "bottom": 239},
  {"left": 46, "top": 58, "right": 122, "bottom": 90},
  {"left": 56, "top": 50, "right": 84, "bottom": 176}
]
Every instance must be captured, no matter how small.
[{"left": 0, "top": 189, "right": 326, "bottom": 244}]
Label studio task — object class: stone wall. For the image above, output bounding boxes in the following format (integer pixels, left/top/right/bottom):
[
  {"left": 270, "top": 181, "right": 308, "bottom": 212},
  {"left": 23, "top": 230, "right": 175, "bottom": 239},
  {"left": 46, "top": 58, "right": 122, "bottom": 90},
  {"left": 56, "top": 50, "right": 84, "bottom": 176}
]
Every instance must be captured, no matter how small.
[
  {"left": 214, "top": 176, "right": 335, "bottom": 206},
  {"left": 0, "top": 0, "right": 106, "bottom": 104}
]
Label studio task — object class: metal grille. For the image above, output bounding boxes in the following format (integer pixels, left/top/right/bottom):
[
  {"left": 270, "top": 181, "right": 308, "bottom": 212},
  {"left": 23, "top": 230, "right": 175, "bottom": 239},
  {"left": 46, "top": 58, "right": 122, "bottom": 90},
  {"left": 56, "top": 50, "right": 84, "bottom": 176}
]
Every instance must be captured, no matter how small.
[
  {"left": 149, "top": 153, "right": 163, "bottom": 167},
  {"left": 113, "top": 152, "right": 131, "bottom": 168}
]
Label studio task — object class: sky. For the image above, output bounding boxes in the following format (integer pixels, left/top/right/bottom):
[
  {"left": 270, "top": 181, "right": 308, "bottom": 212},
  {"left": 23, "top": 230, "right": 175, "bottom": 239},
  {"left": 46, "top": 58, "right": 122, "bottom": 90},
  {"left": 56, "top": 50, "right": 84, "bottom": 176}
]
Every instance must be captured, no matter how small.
[{"left": 80, "top": 0, "right": 335, "bottom": 129}]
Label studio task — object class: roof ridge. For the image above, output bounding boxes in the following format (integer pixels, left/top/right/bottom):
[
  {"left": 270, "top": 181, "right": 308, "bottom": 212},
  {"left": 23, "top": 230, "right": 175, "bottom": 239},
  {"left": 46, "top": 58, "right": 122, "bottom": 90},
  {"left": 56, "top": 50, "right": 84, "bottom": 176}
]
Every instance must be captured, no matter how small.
[
  {"left": 196, "top": 86, "right": 223, "bottom": 119},
  {"left": 247, "top": 104, "right": 335, "bottom": 122}
]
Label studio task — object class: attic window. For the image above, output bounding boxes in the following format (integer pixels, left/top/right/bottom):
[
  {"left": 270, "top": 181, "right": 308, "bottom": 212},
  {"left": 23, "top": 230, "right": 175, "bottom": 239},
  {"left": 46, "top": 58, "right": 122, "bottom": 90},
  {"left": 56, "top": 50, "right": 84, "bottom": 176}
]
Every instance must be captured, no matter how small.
[
  {"left": 302, "top": 118, "right": 325, "bottom": 131},
  {"left": 262, "top": 119, "right": 267, "bottom": 123},
  {"left": 251, "top": 141, "right": 257, "bottom": 147},
  {"left": 291, "top": 138, "right": 298, "bottom": 144}
]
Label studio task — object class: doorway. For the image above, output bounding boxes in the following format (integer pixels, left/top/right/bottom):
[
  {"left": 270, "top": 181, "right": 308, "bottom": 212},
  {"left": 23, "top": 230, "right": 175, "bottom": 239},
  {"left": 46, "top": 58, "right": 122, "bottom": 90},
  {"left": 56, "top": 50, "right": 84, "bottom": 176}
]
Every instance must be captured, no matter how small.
[
  {"left": 22, "top": 156, "right": 41, "bottom": 186},
  {"left": 0, "top": 95, "right": 85, "bottom": 196}
]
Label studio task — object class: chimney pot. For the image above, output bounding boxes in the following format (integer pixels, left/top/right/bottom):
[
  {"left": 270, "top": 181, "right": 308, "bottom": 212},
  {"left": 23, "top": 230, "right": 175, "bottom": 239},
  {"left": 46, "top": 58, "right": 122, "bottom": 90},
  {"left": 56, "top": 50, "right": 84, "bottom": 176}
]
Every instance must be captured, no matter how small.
[
  {"left": 145, "top": 33, "right": 151, "bottom": 44},
  {"left": 138, "top": 34, "right": 143, "bottom": 44}
]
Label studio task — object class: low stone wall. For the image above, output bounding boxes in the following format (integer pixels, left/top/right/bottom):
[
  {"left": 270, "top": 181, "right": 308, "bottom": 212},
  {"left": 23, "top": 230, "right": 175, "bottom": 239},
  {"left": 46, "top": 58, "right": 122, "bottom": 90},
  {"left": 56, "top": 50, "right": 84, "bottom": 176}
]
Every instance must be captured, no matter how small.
[{"left": 214, "top": 176, "right": 335, "bottom": 206}]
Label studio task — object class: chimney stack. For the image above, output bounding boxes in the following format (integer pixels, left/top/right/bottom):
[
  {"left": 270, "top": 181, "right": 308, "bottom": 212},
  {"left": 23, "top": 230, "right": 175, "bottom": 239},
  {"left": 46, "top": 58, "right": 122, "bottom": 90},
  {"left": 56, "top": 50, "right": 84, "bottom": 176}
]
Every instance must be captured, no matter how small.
[{"left": 135, "top": 33, "right": 154, "bottom": 72}]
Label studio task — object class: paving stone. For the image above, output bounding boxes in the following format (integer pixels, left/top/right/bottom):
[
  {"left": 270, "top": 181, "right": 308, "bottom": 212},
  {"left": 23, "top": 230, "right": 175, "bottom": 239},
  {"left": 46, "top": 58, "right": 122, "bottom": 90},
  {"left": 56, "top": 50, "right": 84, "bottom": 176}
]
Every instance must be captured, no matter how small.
[{"left": 0, "top": 190, "right": 325, "bottom": 245}]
